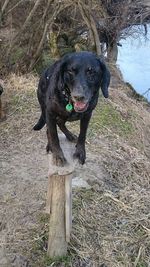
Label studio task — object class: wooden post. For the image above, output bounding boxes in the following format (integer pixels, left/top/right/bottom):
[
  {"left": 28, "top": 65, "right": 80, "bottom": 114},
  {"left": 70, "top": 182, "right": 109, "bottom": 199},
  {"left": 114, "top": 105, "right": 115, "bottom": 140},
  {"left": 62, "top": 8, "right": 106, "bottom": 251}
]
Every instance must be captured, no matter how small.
[{"left": 46, "top": 135, "right": 76, "bottom": 257}]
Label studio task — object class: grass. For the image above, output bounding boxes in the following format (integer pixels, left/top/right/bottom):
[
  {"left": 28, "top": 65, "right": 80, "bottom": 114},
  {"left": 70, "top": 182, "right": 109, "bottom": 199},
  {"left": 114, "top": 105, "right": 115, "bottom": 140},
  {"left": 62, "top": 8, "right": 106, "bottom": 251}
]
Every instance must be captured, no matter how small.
[
  {"left": 71, "top": 188, "right": 150, "bottom": 267},
  {"left": 137, "top": 262, "right": 148, "bottom": 267},
  {"left": 43, "top": 255, "right": 72, "bottom": 266},
  {"left": 89, "top": 100, "right": 134, "bottom": 138},
  {"left": 27, "top": 186, "right": 150, "bottom": 267},
  {"left": 29, "top": 213, "right": 74, "bottom": 267},
  {"left": 5, "top": 74, "right": 37, "bottom": 114}
]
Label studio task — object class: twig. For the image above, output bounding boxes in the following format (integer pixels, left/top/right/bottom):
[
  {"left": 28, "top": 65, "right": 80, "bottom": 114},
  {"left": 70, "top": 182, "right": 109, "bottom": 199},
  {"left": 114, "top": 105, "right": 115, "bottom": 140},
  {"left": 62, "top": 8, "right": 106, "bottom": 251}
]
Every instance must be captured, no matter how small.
[
  {"left": 104, "top": 192, "right": 132, "bottom": 211},
  {"left": 6, "top": 0, "right": 24, "bottom": 14},
  {"left": 141, "top": 225, "right": 150, "bottom": 236},
  {"left": 1, "top": 0, "right": 10, "bottom": 14},
  {"left": 9, "top": 0, "right": 43, "bottom": 50},
  {"left": 134, "top": 245, "right": 144, "bottom": 267}
]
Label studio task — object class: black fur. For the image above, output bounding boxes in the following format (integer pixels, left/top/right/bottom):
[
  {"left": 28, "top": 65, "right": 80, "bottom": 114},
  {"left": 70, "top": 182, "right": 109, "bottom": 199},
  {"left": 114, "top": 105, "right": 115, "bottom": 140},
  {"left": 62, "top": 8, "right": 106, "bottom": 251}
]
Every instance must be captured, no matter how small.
[{"left": 33, "top": 51, "right": 110, "bottom": 166}]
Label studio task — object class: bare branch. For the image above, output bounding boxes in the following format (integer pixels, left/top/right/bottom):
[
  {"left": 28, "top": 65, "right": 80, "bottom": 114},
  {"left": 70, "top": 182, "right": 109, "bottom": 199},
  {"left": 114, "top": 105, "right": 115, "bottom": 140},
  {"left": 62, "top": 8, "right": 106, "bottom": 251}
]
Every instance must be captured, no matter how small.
[
  {"left": 6, "top": 0, "right": 26, "bottom": 14},
  {"left": 29, "top": 3, "right": 64, "bottom": 70},
  {"left": 1, "top": 0, "right": 10, "bottom": 14},
  {"left": 10, "top": 0, "right": 43, "bottom": 48},
  {"left": 78, "top": 1, "right": 102, "bottom": 55}
]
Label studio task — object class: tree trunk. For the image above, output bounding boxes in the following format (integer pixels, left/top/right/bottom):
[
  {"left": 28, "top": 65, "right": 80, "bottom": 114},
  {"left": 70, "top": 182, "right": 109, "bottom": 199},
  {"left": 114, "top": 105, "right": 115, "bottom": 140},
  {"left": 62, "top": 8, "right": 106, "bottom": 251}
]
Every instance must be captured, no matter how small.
[
  {"left": 78, "top": 2, "right": 101, "bottom": 55},
  {"left": 107, "top": 41, "right": 118, "bottom": 63}
]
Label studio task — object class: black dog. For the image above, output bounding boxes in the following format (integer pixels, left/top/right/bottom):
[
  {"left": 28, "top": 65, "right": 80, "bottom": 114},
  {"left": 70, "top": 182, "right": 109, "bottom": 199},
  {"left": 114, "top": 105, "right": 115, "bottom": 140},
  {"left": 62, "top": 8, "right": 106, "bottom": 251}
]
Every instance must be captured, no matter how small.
[{"left": 33, "top": 51, "right": 110, "bottom": 166}]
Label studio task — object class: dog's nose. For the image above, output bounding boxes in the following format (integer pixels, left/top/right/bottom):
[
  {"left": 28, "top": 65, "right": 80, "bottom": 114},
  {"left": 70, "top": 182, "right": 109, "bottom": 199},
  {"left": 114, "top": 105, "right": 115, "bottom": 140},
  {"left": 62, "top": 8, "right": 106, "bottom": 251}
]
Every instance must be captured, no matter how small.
[{"left": 73, "top": 95, "right": 85, "bottom": 101}]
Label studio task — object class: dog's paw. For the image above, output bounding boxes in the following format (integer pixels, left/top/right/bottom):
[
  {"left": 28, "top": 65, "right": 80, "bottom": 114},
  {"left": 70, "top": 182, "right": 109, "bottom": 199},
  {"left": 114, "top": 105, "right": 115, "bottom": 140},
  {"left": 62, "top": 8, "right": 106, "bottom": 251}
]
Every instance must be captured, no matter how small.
[
  {"left": 53, "top": 152, "right": 67, "bottom": 167},
  {"left": 73, "top": 146, "right": 86, "bottom": 165},
  {"left": 66, "top": 133, "right": 78, "bottom": 142},
  {"left": 46, "top": 143, "right": 52, "bottom": 153}
]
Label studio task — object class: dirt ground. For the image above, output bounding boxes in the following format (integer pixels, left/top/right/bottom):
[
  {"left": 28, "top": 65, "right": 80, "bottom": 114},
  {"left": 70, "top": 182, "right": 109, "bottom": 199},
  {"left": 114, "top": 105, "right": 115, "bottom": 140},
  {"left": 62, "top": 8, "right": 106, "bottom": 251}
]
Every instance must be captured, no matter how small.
[{"left": 0, "top": 71, "right": 150, "bottom": 267}]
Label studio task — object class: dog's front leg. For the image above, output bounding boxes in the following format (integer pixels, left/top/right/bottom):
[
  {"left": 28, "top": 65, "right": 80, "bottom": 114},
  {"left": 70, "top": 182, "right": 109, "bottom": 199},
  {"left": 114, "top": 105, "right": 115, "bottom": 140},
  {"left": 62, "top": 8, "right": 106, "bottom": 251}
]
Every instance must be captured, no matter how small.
[
  {"left": 46, "top": 112, "right": 67, "bottom": 166},
  {"left": 74, "top": 112, "right": 92, "bottom": 164}
]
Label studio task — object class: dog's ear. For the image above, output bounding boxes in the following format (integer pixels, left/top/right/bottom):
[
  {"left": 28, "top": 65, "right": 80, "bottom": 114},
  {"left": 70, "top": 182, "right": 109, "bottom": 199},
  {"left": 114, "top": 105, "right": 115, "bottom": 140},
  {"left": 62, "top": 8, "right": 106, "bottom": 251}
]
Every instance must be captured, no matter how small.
[
  {"left": 48, "top": 60, "right": 64, "bottom": 97},
  {"left": 98, "top": 59, "right": 111, "bottom": 98}
]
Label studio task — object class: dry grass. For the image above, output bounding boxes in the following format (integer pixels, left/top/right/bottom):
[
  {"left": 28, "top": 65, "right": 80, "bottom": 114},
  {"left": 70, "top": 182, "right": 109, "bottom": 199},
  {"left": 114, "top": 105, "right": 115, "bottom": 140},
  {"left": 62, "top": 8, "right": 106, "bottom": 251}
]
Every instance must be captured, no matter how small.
[
  {"left": 71, "top": 186, "right": 150, "bottom": 267},
  {"left": 0, "top": 71, "right": 150, "bottom": 267},
  {"left": 1, "top": 73, "right": 39, "bottom": 141},
  {"left": 3, "top": 73, "right": 38, "bottom": 113}
]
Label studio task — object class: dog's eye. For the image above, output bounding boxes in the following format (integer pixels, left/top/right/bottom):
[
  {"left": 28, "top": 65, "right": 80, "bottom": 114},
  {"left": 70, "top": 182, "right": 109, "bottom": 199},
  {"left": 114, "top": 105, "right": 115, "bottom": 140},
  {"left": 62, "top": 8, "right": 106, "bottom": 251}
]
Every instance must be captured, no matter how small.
[
  {"left": 87, "top": 67, "right": 95, "bottom": 75},
  {"left": 67, "top": 70, "right": 73, "bottom": 75},
  {"left": 67, "top": 67, "right": 76, "bottom": 74}
]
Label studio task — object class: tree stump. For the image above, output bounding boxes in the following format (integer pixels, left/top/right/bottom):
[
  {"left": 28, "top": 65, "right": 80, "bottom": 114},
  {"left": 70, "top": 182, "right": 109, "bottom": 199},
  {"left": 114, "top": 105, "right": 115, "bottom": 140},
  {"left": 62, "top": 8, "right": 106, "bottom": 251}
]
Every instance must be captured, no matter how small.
[{"left": 46, "top": 134, "right": 76, "bottom": 257}]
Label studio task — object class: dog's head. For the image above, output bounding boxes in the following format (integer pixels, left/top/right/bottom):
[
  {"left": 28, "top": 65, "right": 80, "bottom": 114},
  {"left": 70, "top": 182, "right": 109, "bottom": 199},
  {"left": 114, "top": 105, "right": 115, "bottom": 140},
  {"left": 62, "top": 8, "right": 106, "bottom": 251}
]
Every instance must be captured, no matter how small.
[{"left": 53, "top": 52, "right": 110, "bottom": 113}]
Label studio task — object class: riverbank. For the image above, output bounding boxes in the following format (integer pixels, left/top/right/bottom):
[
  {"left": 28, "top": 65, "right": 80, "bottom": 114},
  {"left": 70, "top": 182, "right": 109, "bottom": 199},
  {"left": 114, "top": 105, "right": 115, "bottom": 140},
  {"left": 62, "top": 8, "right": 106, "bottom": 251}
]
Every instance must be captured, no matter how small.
[
  {"left": 0, "top": 68, "right": 150, "bottom": 267},
  {"left": 117, "top": 24, "right": 150, "bottom": 102}
]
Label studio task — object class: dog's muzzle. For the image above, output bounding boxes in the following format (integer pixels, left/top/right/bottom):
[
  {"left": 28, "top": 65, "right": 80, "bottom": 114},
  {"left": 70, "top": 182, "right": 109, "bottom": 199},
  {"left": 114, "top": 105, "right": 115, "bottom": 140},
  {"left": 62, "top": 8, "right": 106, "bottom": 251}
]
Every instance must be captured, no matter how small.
[
  {"left": 73, "top": 100, "right": 89, "bottom": 112},
  {"left": 71, "top": 85, "right": 90, "bottom": 112}
]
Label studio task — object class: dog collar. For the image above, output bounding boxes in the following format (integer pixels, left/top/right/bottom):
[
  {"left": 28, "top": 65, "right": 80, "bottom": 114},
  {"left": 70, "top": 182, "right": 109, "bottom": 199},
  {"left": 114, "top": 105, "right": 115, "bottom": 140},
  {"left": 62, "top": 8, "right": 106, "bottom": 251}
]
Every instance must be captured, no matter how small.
[
  {"left": 62, "top": 89, "right": 69, "bottom": 101},
  {"left": 66, "top": 102, "right": 73, "bottom": 112},
  {"left": 62, "top": 87, "right": 74, "bottom": 112}
]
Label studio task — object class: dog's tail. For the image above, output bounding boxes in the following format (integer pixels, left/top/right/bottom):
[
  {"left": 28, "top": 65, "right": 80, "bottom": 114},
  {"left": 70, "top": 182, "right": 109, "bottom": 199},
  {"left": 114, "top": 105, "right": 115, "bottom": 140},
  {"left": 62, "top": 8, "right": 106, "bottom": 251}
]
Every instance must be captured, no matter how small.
[{"left": 33, "top": 114, "right": 45, "bottom": 130}]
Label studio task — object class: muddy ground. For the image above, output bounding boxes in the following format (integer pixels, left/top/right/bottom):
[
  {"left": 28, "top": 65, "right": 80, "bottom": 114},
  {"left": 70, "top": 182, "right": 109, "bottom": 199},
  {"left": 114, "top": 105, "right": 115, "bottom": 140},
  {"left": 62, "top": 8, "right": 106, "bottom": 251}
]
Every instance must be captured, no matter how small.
[{"left": 0, "top": 71, "right": 150, "bottom": 267}]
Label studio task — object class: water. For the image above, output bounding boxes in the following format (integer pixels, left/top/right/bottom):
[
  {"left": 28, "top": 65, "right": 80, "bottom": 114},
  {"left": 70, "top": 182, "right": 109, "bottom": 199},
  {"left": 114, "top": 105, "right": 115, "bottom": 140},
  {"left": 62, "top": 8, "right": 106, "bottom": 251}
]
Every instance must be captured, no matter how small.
[{"left": 117, "top": 25, "right": 150, "bottom": 101}]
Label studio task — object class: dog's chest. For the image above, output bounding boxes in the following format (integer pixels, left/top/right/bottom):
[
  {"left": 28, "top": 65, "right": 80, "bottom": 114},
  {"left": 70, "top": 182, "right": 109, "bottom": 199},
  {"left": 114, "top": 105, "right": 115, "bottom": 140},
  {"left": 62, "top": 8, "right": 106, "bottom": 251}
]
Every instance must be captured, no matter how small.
[
  {"left": 67, "top": 111, "right": 82, "bottom": 122},
  {"left": 56, "top": 111, "right": 82, "bottom": 123}
]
